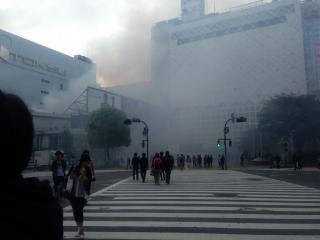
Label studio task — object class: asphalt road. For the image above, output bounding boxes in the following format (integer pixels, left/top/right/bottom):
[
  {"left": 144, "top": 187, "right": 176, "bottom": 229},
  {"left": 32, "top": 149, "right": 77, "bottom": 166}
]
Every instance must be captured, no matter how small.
[{"left": 240, "top": 169, "right": 320, "bottom": 190}]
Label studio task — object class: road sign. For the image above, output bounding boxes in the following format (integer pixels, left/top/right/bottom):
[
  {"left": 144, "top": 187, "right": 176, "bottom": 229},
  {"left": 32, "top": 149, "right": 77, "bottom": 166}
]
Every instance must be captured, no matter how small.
[
  {"left": 143, "top": 127, "right": 148, "bottom": 136},
  {"left": 224, "top": 127, "right": 229, "bottom": 135}
]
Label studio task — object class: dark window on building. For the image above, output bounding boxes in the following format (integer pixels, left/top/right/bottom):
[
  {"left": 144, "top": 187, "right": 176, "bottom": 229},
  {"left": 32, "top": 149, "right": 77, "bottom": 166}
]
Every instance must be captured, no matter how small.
[
  {"left": 41, "top": 90, "right": 49, "bottom": 95},
  {"left": 41, "top": 79, "right": 50, "bottom": 84}
]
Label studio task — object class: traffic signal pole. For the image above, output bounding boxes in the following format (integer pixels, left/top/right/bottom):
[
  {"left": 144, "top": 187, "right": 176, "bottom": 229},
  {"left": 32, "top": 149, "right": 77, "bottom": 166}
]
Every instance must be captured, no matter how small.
[
  {"left": 224, "top": 118, "right": 232, "bottom": 170},
  {"left": 140, "top": 120, "right": 149, "bottom": 162}
]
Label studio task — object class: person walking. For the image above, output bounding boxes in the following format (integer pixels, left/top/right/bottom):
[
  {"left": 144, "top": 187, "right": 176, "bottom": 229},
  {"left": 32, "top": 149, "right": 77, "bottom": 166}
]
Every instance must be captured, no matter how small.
[
  {"left": 220, "top": 155, "right": 225, "bottom": 170},
  {"left": 152, "top": 153, "right": 162, "bottom": 185},
  {"left": 197, "top": 154, "right": 202, "bottom": 168},
  {"left": 164, "top": 151, "right": 175, "bottom": 184},
  {"left": 80, "top": 150, "right": 96, "bottom": 195},
  {"left": 69, "top": 157, "right": 90, "bottom": 239},
  {"left": 209, "top": 155, "right": 213, "bottom": 168},
  {"left": 160, "top": 152, "right": 166, "bottom": 181},
  {"left": 131, "top": 153, "right": 140, "bottom": 180},
  {"left": 140, "top": 153, "right": 148, "bottom": 182},
  {"left": 240, "top": 153, "right": 245, "bottom": 167},
  {"left": 1, "top": 90, "right": 63, "bottom": 240},
  {"left": 127, "top": 157, "right": 131, "bottom": 169},
  {"left": 186, "top": 155, "right": 192, "bottom": 170},
  {"left": 192, "top": 155, "right": 197, "bottom": 168},
  {"left": 275, "top": 154, "right": 281, "bottom": 169},
  {"left": 51, "top": 150, "right": 67, "bottom": 198}
]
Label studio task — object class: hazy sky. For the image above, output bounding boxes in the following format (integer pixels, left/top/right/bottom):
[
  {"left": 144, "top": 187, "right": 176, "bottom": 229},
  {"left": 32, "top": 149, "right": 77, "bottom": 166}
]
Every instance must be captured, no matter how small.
[{"left": 0, "top": 0, "right": 268, "bottom": 86}]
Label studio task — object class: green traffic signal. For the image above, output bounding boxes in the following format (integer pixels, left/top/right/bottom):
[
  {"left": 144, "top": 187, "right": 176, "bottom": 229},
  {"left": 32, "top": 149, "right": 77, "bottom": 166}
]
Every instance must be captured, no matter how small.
[{"left": 217, "top": 140, "right": 221, "bottom": 149}]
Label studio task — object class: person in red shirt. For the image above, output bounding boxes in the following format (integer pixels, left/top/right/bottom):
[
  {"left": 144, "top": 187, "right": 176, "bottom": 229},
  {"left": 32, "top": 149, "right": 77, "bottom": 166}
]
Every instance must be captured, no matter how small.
[{"left": 152, "top": 153, "right": 162, "bottom": 185}]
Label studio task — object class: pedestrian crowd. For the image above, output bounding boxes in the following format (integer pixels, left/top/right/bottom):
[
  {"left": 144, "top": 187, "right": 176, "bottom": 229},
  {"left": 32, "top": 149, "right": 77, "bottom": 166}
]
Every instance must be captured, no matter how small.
[{"left": 128, "top": 152, "right": 229, "bottom": 186}]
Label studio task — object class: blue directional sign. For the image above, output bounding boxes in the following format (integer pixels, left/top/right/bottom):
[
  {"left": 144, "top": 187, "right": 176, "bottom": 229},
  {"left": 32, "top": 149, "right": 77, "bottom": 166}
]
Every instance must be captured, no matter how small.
[
  {"left": 143, "top": 127, "right": 148, "bottom": 136},
  {"left": 224, "top": 127, "right": 229, "bottom": 135}
]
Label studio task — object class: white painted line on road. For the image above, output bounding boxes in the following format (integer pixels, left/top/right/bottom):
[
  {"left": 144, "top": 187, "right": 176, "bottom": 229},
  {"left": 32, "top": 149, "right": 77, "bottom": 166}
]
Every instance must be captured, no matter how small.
[
  {"left": 64, "top": 205, "right": 320, "bottom": 212},
  {"left": 63, "top": 232, "right": 320, "bottom": 240},
  {"left": 90, "top": 177, "right": 131, "bottom": 197},
  {"left": 99, "top": 190, "right": 320, "bottom": 195},
  {"left": 63, "top": 212, "right": 320, "bottom": 220},
  {"left": 112, "top": 196, "right": 320, "bottom": 202},
  {"left": 99, "top": 193, "right": 214, "bottom": 196},
  {"left": 63, "top": 220, "right": 320, "bottom": 229},
  {"left": 86, "top": 200, "right": 320, "bottom": 207}
]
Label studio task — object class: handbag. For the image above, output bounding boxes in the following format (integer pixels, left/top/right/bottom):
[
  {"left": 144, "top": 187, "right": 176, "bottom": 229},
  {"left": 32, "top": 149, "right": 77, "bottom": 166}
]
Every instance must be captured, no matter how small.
[
  {"left": 66, "top": 176, "right": 73, "bottom": 191},
  {"left": 62, "top": 176, "right": 73, "bottom": 199},
  {"left": 150, "top": 168, "right": 155, "bottom": 176}
]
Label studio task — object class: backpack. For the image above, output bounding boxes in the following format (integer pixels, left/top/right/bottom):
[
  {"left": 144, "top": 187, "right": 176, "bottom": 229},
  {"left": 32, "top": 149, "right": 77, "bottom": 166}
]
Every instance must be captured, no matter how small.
[{"left": 154, "top": 158, "right": 162, "bottom": 169}]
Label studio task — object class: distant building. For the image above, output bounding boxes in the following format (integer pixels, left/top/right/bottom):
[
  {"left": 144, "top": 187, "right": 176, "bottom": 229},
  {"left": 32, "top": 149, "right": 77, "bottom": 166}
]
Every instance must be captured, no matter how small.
[
  {"left": 0, "top": 28, "right": 96, "bottom": 110},
  {"left": 150, "top": 0, "right": 315, "bottom": 160},
  {"left": 302, "top": 0, "right": 320, "bottom": 95},
  {"left": 152, "top": 0, "right": 307, "bottom": 108}
]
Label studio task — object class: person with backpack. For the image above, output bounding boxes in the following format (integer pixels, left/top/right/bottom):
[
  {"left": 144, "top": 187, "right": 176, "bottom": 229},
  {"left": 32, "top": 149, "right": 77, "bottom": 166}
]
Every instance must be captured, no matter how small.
[
  {"left": 164, "top": 151, "right": 174, "bottom": 184},
  {"left": 140, "top": 153, "right": 148, "bottom": 183},
  {"left": 152, "top": 153, "right": 162, "bottom": 185}
]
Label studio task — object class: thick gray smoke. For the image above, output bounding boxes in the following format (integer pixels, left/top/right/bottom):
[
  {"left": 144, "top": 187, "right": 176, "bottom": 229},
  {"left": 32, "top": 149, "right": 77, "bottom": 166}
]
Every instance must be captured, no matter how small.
[
  {"left": 40, "top": 68, "right": 98, "bottom": 113},
  {"left": 88, "top": 0, "right": 179, "bottom": 87}
]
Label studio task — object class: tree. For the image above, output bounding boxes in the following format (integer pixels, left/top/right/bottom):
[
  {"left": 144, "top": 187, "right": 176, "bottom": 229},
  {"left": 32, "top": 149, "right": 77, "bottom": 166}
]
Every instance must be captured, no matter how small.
[
  {"left": 258, "top": 94, "right": 320, "bottom": 152},
  {"left": 87, "top": 108, "right": 131, "bottom": 163}
]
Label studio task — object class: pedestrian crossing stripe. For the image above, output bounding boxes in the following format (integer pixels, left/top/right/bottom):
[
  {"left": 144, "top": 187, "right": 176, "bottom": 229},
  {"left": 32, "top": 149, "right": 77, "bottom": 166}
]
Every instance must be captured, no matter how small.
[
  {"left": 63, "top": 232, "right": 320, "bottom": 240},
  {"left": 79, "top": 200, "right": 320, "bottom": 207},
  {"left": 63, "top": 212, "right": 320, "bottom": 220},
  {"left": 64, "top": 170, "right": 320, "bottom": 239}
]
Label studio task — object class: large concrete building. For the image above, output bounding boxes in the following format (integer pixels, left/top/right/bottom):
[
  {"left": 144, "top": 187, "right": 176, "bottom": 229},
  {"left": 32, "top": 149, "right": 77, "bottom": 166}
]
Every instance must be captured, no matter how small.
[
  {"left": 151, "top": 0, "right": 319, "bottom": 160},
  {"left": 0, "top": 29, "right": 96, "bottom": 110}
]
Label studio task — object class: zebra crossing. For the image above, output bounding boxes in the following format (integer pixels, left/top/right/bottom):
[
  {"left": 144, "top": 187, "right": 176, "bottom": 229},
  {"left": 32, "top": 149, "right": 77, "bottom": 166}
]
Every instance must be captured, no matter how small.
[{"left": 64, "top": 170, "right": 320, "bottom": 239}]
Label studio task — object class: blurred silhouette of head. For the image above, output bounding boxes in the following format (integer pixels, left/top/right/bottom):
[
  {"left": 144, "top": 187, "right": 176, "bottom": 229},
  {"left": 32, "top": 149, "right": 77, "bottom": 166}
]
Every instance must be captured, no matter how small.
[
  {"left": 81, "top": 149, "right": 91, "bottom": 161},
  {"left": 0, "top": 90, "right": 34, "bottom": 177}
]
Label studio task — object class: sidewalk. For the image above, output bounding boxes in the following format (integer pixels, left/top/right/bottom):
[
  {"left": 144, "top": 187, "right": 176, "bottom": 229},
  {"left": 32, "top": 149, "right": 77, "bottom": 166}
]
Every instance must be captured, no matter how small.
[{"left": 232, "top": 166, "right": 320, "bottom": 171}]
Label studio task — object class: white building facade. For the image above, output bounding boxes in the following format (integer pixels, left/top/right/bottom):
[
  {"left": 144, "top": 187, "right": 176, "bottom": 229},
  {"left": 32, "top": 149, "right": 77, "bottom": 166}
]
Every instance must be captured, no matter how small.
[
  {"left": 0, "top": 29, "right": 96, "bottom": 110},
  {"left": 151, "top": 0, "right": 309, "bottom": 160}
]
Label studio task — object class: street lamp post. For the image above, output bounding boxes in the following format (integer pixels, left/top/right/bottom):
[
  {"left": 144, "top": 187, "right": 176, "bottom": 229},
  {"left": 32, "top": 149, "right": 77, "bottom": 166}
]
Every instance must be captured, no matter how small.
[
  {"left": 220, "top": 115, "right": 247, "bottom": 170},
  {"left": 124, "top": 118, "right": 149, "bottom": 161}
]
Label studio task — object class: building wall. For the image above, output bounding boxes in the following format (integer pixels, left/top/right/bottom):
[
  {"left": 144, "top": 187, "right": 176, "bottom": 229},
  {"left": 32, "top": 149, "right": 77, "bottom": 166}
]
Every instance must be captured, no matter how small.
[
  {"left": 151, "top": 0, "right": 307, "bottom": 163},
  {"left": 303, "top": 0, "right": 320, "bottom": 95},
  {"left": 0, "top": 29, "right": 96, "bottom": 110},
  {"left": 152, "top": 0, "right": 307, "bottom": 108}
]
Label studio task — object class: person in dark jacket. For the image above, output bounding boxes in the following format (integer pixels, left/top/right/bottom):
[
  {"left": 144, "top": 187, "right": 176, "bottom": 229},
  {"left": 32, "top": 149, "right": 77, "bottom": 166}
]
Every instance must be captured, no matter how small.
[
  {"left": 1, "top": 89, "right": 63, "bottom": 240},
  {"left": 220, "top": 155, "right": 225, "bottom": 170},
  {"left": 51, "top": 150, "right": 67, "bottom": 198},
  {"left": 140, "top": 153, "right": 148, "bottom": 182},
  {"left": 164, "top": 151, "right": 174, "bottom": 184},
  {"left": 131, "top": 153, "right": 140, "bottom": 180}
]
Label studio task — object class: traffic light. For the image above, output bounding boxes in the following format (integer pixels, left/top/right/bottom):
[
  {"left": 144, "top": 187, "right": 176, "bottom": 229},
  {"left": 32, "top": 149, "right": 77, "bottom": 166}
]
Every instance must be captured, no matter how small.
[
  {"left": 142, "top": 140, "right": 145, "bottom": 148},
  {"left": 236, "top": 117, "right": 247, "bottom": 123},
  {"left": 217, "top": 140, "right": 221, "bottom": 149},
  {"left": 229, "top": 140, "right": 232, "bottom": 147}
]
